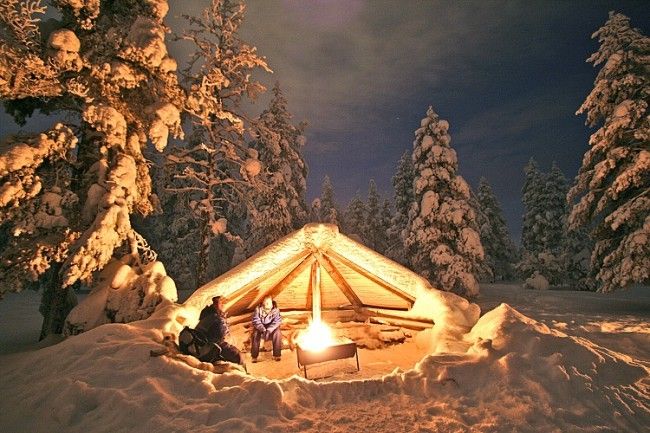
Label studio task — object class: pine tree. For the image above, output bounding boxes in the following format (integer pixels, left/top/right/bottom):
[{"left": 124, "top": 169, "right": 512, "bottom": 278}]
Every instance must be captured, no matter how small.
[
  {"left": 543, "top": 163, "right": 569, "bottom": 254},
  {"left": 568, "top": 12, "right": 649, "bottom": 291},
  {"left": 377, "top": 198, "right": 393, "bottom": 255},
  {"left": 520, "top": 158, "right": 545, "bottom": 253},
  {"left": 320, "top": 175, "right": 339, "bottom": 225},
  {"left": 363, "top": 180, "right": 382, "bottom": 250},
  {"left": 404, "top": 107, "right": 485, "bottom": 296},
  {"left": 0, "top": 0, "right": 185, "bottom": 337},
  {"left": 386, "top": 151, "right": 415, "bottom": 264},
  {"left": 519, "top": 162, "right": 566, "bottom": 285},
  {"left": 476, "top": 178, "right": 517, "bottom": 281},
  {"left": 166, "top": 0, "right": 270, "bottom": 286},
  {"left": 468, "top": 188, "right": 492, "bottom": 283},
  {"left": 308, "top": 198, "right": 323, "bottom": 223},
  {"left": 245, "top": 83, "right": 308, "bottom": 255},
  {"left": 343, "top": 193, "right": 367, "bottom": 241},
  {"left": 562, "top": 225, "right": 594, "bottom": 291}
]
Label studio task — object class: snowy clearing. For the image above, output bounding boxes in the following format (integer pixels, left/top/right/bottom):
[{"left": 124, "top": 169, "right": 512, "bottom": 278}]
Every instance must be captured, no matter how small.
[{"left": 0, "top": 284, "right": 648, "bottom": 433}]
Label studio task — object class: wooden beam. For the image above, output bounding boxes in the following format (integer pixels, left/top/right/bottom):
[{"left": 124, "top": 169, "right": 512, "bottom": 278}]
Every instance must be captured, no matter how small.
[
  {"left": 363, "top": 307, "right": 435, "bottom": 323},
  {"left": 325, "top": 249, "right": 416, "bottom": 305},
  {"left": 366, "top": 316, "right": 431, "bottom": 331},
  {"left": 360, "top": 307, "right": 434, "bottom": 329},
  {"left": 311, "top": 260, "right": 322, "bottom": 323},
  {"left": 260, "top": 254, "right": 316, "bottom": 306},
  {"left": 223, "top": 250, "right": 310, "bottom": 312},
  {"left": 315, "top": 252, "right": 363, "bottom": 310}
]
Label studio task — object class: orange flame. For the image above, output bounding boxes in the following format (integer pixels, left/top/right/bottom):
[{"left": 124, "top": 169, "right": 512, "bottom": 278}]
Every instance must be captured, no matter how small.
[{"left": 296, "top": 320, "right": 336, "bottom": 352}]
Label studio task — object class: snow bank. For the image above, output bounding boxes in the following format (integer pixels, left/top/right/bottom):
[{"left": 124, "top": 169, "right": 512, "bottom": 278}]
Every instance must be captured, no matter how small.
[{"left": 1, "top": 301, "right": 647, "bottom": 432}]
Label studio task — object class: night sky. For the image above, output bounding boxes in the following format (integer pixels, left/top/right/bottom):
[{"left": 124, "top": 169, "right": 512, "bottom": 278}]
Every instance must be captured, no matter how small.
[{"left": 1, "top": 1, "right": 648, "bottom": 241}]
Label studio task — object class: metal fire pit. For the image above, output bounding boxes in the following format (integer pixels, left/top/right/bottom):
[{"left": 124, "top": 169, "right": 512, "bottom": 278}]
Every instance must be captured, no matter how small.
[{"left": 296, "top": 342, "right": 359, "bottom": 378}]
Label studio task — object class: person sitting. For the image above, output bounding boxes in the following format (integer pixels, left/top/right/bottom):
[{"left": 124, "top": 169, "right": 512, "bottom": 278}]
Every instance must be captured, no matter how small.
[
  {"left": 251, "top": 296, "right": 282, "bottom": 362},
  {"left": 179, "top": 296, "right": 245, "bottom": 367}
]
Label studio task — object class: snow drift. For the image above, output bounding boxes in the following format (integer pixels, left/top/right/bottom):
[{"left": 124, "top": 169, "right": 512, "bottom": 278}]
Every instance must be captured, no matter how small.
[{"left": 1, "top": 300, "right": 647, "bottom": 432}]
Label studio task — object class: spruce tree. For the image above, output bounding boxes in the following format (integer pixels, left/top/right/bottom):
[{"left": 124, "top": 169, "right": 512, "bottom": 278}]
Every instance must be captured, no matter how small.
[
  {"left": 0, "top": 0, "right": 186, "bottom": 336},
  {"left": 308, "top": 198, "right": 322, "bottom": 223},
  {"left": 520, "top": 158, "right": 545, "bottom": 253},
  {"left": 519, "top": 162, "right": 589, "bottom": 287},
  {"left": 343, "top": 193, "right": 367, "bottom": 241},
  {"left": 320, "top": 175, "right": 339, "bottom": 225},
  {"left": 377, "top": 198, "right": 393, "bottom": 255},
  {"left": 404, "top": 107, "right": 485, "bottom": 296},
  {"left": 476, "top": 178, "right": 517, "bottom": 281},
  {"left": 569, "top": 12, "right": 649, "bottom": 291},
  {"left": 245, "top": 83, "right": 308, "bottom": 256},
  {"left": 386, "top": 151, "right": 415, "bottom": 264},
  {"left": 363, "top": 180, "right": 382, "bottom": 250}
]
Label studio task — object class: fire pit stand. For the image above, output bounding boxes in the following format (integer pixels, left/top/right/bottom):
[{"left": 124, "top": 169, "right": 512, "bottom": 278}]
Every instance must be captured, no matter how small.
[{"left": 296, "top": 342, "right": 359, "bottom": 379}]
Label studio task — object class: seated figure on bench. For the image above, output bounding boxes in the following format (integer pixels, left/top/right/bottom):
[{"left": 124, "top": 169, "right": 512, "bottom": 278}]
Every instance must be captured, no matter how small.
[
  {"left": 179, "top": 296, "right": 245, "bottom": 366},
  {"left": 251, "top": 296, "right": 282, "bottom": 362}
]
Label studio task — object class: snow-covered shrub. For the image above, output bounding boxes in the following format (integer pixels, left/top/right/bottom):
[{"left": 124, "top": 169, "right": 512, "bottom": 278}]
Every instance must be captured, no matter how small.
[
  {"left": 64, "top": 258, "right": 177, "bottom": 335},
  {"left": 524, "top": 271, "right": 550, "bottom": 290}
]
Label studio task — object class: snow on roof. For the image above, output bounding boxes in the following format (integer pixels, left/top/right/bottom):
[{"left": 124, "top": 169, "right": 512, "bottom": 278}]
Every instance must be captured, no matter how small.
[
  {"left": 182, "top": 224, "right": 480, "bottom": 338},
  {"left": 185, "top": 223, "right": 430, "bottom": 311}
]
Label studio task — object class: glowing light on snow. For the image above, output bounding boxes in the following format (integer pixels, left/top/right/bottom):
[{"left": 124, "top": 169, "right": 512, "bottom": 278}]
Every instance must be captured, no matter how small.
[{"left": 295, "top": 319, "right": 336, "bottom": 352}]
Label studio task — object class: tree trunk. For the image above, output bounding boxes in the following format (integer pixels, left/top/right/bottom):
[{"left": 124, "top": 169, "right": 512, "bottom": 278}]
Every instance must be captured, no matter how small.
[
  {"left": 196, "top": 220, "right": 211, "bottom": 289},
  {"left": 39, "top": 263, "right": 77, "bottom": 340}
]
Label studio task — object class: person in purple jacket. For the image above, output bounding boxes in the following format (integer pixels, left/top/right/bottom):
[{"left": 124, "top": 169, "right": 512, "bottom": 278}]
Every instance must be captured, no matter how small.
[{"left": 251, "top": 296, "right": 282, "bottom": 362}]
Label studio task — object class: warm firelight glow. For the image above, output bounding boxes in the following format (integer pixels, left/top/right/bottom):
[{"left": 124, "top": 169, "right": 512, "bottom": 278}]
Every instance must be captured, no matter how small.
[{"left": 296, "top": 320, "right": 336, "bottom": 352}]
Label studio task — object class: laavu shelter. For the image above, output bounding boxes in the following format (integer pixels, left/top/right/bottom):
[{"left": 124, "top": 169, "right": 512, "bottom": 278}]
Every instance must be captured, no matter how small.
[{"left": 181, "top": 223, "right": 480, "bottom": 353}]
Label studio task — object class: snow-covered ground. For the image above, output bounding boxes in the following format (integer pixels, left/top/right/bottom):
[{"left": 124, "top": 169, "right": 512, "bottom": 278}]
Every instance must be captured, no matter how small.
[{"left": 0, "top": 284, "right": 648, "bottom": 432}]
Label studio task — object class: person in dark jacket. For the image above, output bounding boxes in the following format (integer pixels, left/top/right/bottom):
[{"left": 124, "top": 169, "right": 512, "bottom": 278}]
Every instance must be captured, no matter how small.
[
  {"left": 194, "top": 296, "right": 244, "bottom": 365},
  {"left": 251, "top": 296, "right": 282, "bottom": 362}
]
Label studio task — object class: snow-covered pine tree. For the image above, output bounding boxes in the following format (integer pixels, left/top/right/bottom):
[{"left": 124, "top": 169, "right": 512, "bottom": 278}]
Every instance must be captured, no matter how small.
[
  {"left": 320, "top": 175, "right": 339, "bottom": 226},
  {"left": 363, "top": 180, "right": 383, "bottom": 250},
  {"left": 568, "top": 12, "right": 649, "bottom": 292},
  {"left": 343, "top": 193, "right": 367, "bottom": 241},
  {"left": 376, "top": 198, "right": 393, "bottom": 255},
  {"left": 386, "top": 151, "right": 415, "bottom": 265},
  {"left": 468, "top": 187, "right": 493, "bottom": 283},
  {"left": 245, "top": 83, "right": 308, "bottom": 256},
  {"left": 562, "top": 224, "right": 594, "bottom": 291},
  {"left": 476, "top": 178, "right": 517, "bottom": 281},
  {"left": 520, "top": 162, "right": 583, "bottom": 286},
  {"left": 137, "top": 189, "right": 199, "bottom": 291},
  {"left": 543, "top": 163, "right": 569, "bottom": 254},
  {"left": 308, "top": 198, "right": 323, "bottom": 223},
  {"left": 519, "top": 158, "right": 545, "bottom": 285},
  {"left": 520, "top": 158, "right": 545, "bottom": 254},
  {"left": 404, "top": 107, "right": 485, "bottom": 296},
  {"left": 0, "top": 0, "right": 185, "bottom": 337},
  {"left": 166, "top": 0, "right": 270, "bottom": 287}
]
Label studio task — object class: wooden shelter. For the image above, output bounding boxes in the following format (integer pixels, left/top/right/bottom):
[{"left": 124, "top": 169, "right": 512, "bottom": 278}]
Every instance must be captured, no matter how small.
[{"left": 184, "top": 224, "right": 435, "bottom": 329}]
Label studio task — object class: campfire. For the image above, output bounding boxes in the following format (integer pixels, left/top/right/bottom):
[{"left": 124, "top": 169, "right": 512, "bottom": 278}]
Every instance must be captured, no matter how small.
[
  {"left": 294, "top": 260, "right": 360, "bottom": 378},
  {"left": 295, "top": 319, "right": 337, "bottom": 352}
]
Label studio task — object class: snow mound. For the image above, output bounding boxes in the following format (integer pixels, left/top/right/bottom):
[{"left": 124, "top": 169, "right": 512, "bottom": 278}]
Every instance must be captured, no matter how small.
[
  {"left": 524, "top": 271, "right": 550, "bottom": 290},
  {"left": 1, "top": 302, "right": 647, "bottom": 432}
]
